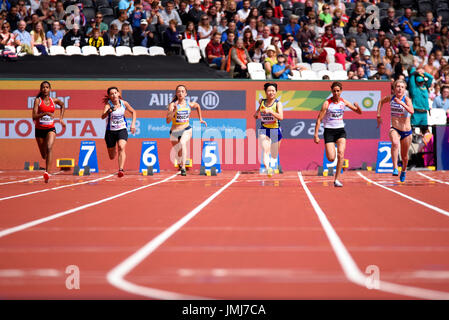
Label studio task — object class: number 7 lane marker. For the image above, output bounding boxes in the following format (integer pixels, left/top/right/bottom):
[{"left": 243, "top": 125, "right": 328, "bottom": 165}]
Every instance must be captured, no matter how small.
[
  {"left": 107, "top": 172, "right": 240, "bottom": 300},
  {"left": 0, "top": 174, "right": 115, "bottom": 201},
  {"left": 298, "top": 172, "right": 449, "bottom": 300},
  {"left": 357, "top": 172, "right": 449, "bottom": 218},
  {"left": 0, "top": 174, "right": 179, "bottom": 239}
]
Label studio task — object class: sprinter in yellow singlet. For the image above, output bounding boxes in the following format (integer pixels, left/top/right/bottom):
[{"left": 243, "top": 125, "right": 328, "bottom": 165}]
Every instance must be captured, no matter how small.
[
  {"left": 166, "top": 85, "right": 207, "bottom": 176},
  {"left": 254, "top": 82, "right": 284, "bottom": 177}
]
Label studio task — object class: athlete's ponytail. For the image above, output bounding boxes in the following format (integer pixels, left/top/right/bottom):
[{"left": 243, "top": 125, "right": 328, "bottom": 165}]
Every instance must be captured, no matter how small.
[
  {"left": 103, "top": 87, "right": 121, "bottom": 105},
  {"left": 35, "top": 81, "right": 51, "bottom": 99}
]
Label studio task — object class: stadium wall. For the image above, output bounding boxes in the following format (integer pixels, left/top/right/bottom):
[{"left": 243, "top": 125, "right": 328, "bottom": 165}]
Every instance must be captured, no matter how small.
[{"left": 0, "top": 80, "right": 392, "bottom": 171}]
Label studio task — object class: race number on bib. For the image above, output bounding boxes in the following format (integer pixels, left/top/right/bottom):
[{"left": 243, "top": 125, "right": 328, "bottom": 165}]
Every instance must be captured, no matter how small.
[{"left": 39, "top": 115, "right": 54, "bottom": 126}]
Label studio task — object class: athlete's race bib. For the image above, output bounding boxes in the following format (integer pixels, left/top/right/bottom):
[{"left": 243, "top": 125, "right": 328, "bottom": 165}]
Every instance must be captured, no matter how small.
[
  {"left": 261, "top": 109, "right": 276, "bottom": 124},
  {"left": 39, "top": 115, "right": 54, "bottom": 126},
  {"left": 111, "top": 115, "right": 126, "bottom": 130},
  {"left": 176, "top": 110, "right": 190, "bottom": 123}
]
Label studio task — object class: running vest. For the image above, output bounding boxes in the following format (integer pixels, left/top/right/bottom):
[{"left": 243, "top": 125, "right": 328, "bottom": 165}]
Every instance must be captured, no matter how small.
[
  {"left": 35, "top": 97, "right": 56, "bottom": 129},
  {"left": 390, "top": 95, "right": 410, "bottom": 118},
  {"left": 323, "top": 97, "right": 345, "bottom": 129},
  {"left": 106, "top": 100, "right": 127, "bottom": 131},
  {"left": 173, "top": 101, "right": 191, "bottom": 125},
  {"left": 260, "top": 99, "right": 280, "bottom": 129}
]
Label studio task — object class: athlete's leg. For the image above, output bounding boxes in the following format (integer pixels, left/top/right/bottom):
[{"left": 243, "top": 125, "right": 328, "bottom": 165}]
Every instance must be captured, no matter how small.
[
  {"left": 117, "top": 139, "right": 127, "bottom": 171},
  {"left": 259, "top": 134, "right": 272, "bottom": 171},
  {"left": 107, "top": 147, "right": 116, "bottom": 160},
  {"left": 45, "top": 131, "right": 56, "bottom": 173},
  {"left": 270, "top": 140, "right": 281, "bottom": 165},
  {"left": 35, "top": 137, "right": 47, "bottom": 160},
  {"left": 335, "top": 138, "right": 346, "bottom": 182},
  {"left": 179, "top": 129, "right": 192, "bottom": 169},
  {"left": 400, "top": 134, "right": 412, "bottom": 172},
  {"left": 389, "top": 129, "right": 401, "bottom": 170},
  {"left": 325, "top": 142, "right": 336, "bottom": 162}
]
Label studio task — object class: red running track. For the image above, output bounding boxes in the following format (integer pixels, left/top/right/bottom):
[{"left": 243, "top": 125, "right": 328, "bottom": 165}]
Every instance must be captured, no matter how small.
[{"left": 0, "top": 169, "right": 448, "bottom": 299}]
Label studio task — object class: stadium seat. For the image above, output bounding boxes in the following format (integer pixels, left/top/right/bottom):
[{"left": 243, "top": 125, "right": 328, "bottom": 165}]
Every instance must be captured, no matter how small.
[
  {"left": 66, "top": 45, "right": 82, "bottom": 55},
  {"left": 115, "top": 46, "right": 132, "bottom": 56},
  {"left": 289, "top": 70, "right": 301, "bottom": 80},
  {"left": 198, "top": 38, "right": 210, "bottom": 59},
  {"left": 184, "top": 46, "right": 201, "bottom": 63},
  {"left": 297, "top": 62, "right": 311, "bottom": 70},
  {"left": 249, "top": 70, "right": 266, "bottom": 80},
  {"left": 311, "top": 62, "right": 327, "bottom": 72},
  {"left": 99, "top": 46, "right": 116, "bottom": 56},
  {"left": 324, "top": 47, "right": 336, "bottom": 63},
  {"left": 428, "top": 108, "right": 447, "bottom": 125},
  {"left": 317, "top": 69, "right": 333, "bottom": 79},
  {"left": 300, "top": 70, "right": 319, "bottom": 80},
  {"left": 247, "top": 62, "right": 264, "bottom": 74},
  {"left": 332, "top": 70, "right": 349, "bottom": 80},
  {"left": 132, "top": 46, "right": 149, "bottom": 56},
  {"left": 328, "top": 62, "right": 344, "bottom": 72},
  {"left": 182, "top": 39, "right": 199, "bottom": 51},
  {"left": 424, "top": 42, "right": 433, "bottom": 54},
  {"left": 148, "top": 46, "right": 166, "bottom": 56},
  {"left": 82, "top": 45, "right": 99, "bottom": 56},
  {"left": 32, "top": 46, "right": 42, "bottom": 56},
  {"left": 49, "top": 45, "right": 66, "bottom": 56}
]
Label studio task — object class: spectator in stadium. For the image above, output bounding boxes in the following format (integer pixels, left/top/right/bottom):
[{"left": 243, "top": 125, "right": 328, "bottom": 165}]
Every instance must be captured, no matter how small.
[
  {"left": 262, "top": 7, "right": 280, "bottom": 26},
  {"left": 282, "top": 41, "right": 306, "bottom": 72},
  {"left": 118, "top": 22, "right": 133, "bottom": 47},
  {"left": 129, "top": 4, "right": 147, "bottom": 31},
  {"left": 183, "top": 20, "right": 199, "bottom": 42},
  {"left": 0, "top": 20, "right": 16, "bottom": 48},
  {"left": 163, "top": 18, "right": 181, "bottom": 53},
  {"left": 133, "top": 18, "right": 150, "bottom": 46},
  {"left": 1, "top": 0, "right": 10, "bottom": 12},
  {"left": 330, "top": 0, "right": 345, "bottom": 15},
  {"left": 268, "top": 0, "right": 284, "bottom": 20},
  {"left": 198, "top": 14, "right": 215, "bottom": 39},
  {"left": 392, "top": 53, "right": 404, "bottom": 79},
  {"left": 30, "top": 21, "right": 48, "bottom": 55},
  {"left": 29, "top": 0, "right": 39, "bottom": 14},
  {"left": 237, "top": 0, "right": 250, "bottom": 23},
  {"left": 433, "top": 85, "right": 449, "bottom": 120},
  {"left": 161, "top": 1, "right": 182, "bottom": 26},
  {"left": 13, "top": 19, "right": 33, "bottom": 54},
  {"left": 398, "top": 8, "right": 418, "bottom": 39},
  {"left": 53, "top": 1, "right": 65, "bottom": 23},
  {"left": 414, "top": 46, "right": 428, "bottom": 69},
  {"left": 177, "top": 1, "right": 189, "bottom": 26},
  {"left": 400, "top": 42, "right": 415, "bottom": 73},
  {"left": 296, "top": 22, "right": 315, "bottom": 45},
  {"left": 62, "top": 22, "right": 85, "bottom": 48},
  {"left": 242, "top": 16, "right": 257, "bottom": 40},
  {"left": 217, "top": 15, "right": 228, "bottom": 34},
  {"left": 423, "top": 11, "right": 440, "bottom": 36},
  {"left": 26, "top": 13, "right": 40, "bottom": 32},
  {"left": 380, "top": 7, "right": 401, "bottom": 36},
  {"left": 370, "top": 46, "right": 382, "bottom": 68},
  {"left": 321, "top": 25, "right": 336, "bottom": 50},
  {"left": 259, "top": 24, "right": 271, "bottom": 48},
  {"left": 188, "top": 0, "right": 204, "bottom": 25},
  {"left": 103, "top": 23, "right": 120, "bottom": 47},
  {"left": 376, "top": 63, "right": 390, "bottom": 80},
  {"left": 312, "top": 37, "right": 327, "bottom": 63},
  {"left": 200, "top": 0, "right": 212, "bottom": 12},
  {"left": 221, "top": 20, "right": 238, "bottom": 42},
  {"left": 242, "top": 27, "right": 255, "bottom": 53},
  {"left": 222, "top": 29, "right": 236, "bottom": 56},
  {"left": 319, "top": 4, "right": 332, "bottom": 28},
  {"left": 88, "top": 28, "right": 105, "bottom": 49},
  {"left": 206, "top": 31, "right": 225, "bottom": 69},
  {"left": 350, "top": 1, "right": 367, "bottom": 25},
  {"left": 349, "top": 23, "right": 369, "bottom": 48},
  {"left": 284, "top": 14, "right": 300, "bottom": 38},
  {"left": 410, "top": 36, "right": 420, "bottom": 56},
  {"left": 433, "top": 49, "right": 444, "bottom": 69},
  {"left": 251, "top": 39, "right": 264, "bottom": 63},
  {"left": 345, "top": 38, "right": 357, "bottom": 60},
  {"left": 6, "top": 4, "right": 19, "bottom": 31},
  {"left": 433, "top": 36, "right": 449, "bottom": 56},
  {"left": 16, "top": 0, "right": 28, "bottom": 21},
  {"left": 36, "top": 0, "right": 54, "bottom": 29},
  {"left": 270, "top": 35, "right": 282, "bottom": 53},
  {"left": 334, "top": 44, "right": 347, "bottom": 70},
  {"left": 264, "top": 44, "right": 277, "bottom": 78},
  {"left": 227, "top": 37, "right": 252, "bottom": 78},
  {"left": 270, "top": 24, "right": 282, "bottom": 41},
  {"left": 272, "top": 53, "right": 293, "bottom": 79},
  {"left": 332, "top": 8, "right": 347, "bottom": 38},
  {"left": 409, "top": 67, "right": 433, "bottom": 127},
  {"left": 118, "top": 0, "right": 135, "bottom": 16},
  {"left": 46, "top": 20, "right": 64, "bottom": 48},
  {"left": 424, "top": 53, "right": 439, "bottom": 78},
  {"left": 86, "top": 13, "right": 108, "bottom": 38},
  {"left": 207, "top": 5, "right": 220, "bottom": 27},
  {"left": 111, "top": 10, "right": 129, "bottom": 31}
]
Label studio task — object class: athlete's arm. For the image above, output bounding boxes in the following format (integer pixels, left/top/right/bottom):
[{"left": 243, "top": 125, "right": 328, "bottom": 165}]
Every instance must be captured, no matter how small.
[
  {"left": 343, "top": 99, "right": 362, "bottom": 115},
  {"left": 54, "top": 98, "right": 66, "bottom": 127},
  {"left": 193, "top": 102, "right": 207, "bottom": 127},
  {"left": 32, "top": 98, "right": 53, "bottom": 121},
  {"left": 253, "top": 99, "right": 262, "bottom": 119},
  {"left": 376, "top": 95, "right": 391, "bottom": 128},
  {"left": 314, "top": 100, "right": 329, "bottom": 144},
  {"left": 101, "top": 104, "right": 113, "bottom": 120},
  {"left": 403, "top": 96, "right": 414, "bottom": 115},
  {"left": 124, "top": 101, "right": 137, "bottom": 134},
  {"left": 269, "top": 101, "right": 284, "bottom": 120},
  {"left": 166, "top": 102, "right": 175, "bottom": 124}
]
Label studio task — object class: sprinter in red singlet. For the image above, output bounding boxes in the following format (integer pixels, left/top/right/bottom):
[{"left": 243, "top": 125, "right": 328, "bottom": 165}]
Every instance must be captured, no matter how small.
[{"left": 32, "top": 81, "right": 66, "bottom": 183}]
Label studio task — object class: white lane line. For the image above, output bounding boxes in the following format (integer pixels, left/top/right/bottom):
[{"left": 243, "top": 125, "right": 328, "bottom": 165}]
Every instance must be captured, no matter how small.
[
  {"left": 0, "top": 171, "right": 62, "bottom": 186},
  {"left": 357, "top": 172, "right": 449, "bottom": 218},
  {"left": 417, "top": 172, "right": 449, "bottom": 186},
  {"left": 298, "top": 172, "right": 449, "bottom": 300},
  {"left": 0, "top": 174, "right": 178, "bottom": 239},
  {"left": 0, "top": 174, "right": 115, "bottom": 201},
  {"left": 107, "top": 172, "right": 240, "bottom": 300}
]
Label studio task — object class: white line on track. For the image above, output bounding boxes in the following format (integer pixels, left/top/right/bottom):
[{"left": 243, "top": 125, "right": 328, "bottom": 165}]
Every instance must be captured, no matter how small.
[
  {"left": 0, "top": 174, "right": 179, "bottom": 239},
  {"left": 357, "top": 172, "right": 449, "bottom": 218},
  {"left": 298, "top": 171, "right": 449, "bottom": 300},
  {"left": 107, "top": 172, "right": 240, "bottom": 300},
  {"left": 0, "top": 171, "right": 62, "bottom": 186},
  {"left": 417, "top": 172, "right": 449, "bottom": 186},
  {"left": 0, "top": 174, "right": 115, "bottom": 201}
]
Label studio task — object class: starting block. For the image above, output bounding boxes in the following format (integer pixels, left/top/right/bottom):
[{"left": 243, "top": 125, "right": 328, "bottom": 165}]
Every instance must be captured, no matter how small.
[
  {"left": 328, "top": 167, "right": 334, "bottom": 176},
  {"left": 142, "top": 166, "right": 154, "bottom": 176},
  {"left": 317, "top": 166, "right": 324, "bottom": 176},
  {"left": 73, "top": 165, "right": 90, "bottom": 176},
  {"left": 342, "top": 159, "right": 349, "bottom": 169},
  {"left": 174, "top": 159, "right": 193, "bottom": 168},
  {"left": 427, "top": 166, "right": 436, "bottom": 171},
  {"left": 56, "top": 158, "right": 75, "bottom": 170},
  {"left": 24, "top": 161, "right": 40, "bottom": 171},
  {"left": 200, "top": 165, "right": 217, "bottom": 176}
]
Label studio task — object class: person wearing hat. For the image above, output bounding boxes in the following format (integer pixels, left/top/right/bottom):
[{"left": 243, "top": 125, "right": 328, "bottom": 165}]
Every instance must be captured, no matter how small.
[
  {"left": 284, "top": 14, "right": 300, "bottom": 37},
  {"left": 62, "top": 22, "right": 85, "bottom": 47},
  {"left": 133, "top": 18, "right": 156, "bottom": 47},
  {"left": 264, "top": 44, "right": 278, "bottom": 78},
  {"left": 272, "top": 53, "right": 293, "bottom": 79},
  {"left": 408, "top": 66, "right": 434, "bottom": 127},
  {"left": 85, "top": 13, "right": 108, "bottom": 37}
]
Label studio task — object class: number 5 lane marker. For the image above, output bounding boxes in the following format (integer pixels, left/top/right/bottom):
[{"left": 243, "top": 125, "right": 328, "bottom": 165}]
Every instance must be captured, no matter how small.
[
  {"left": 107, "top": 172, "right": 240, "bottom": 300},
  {"left": 298, "top": 172, "right": 449, "bottom": 300},
  {"left": 0, "top": 174, "right": 178, "bottom": 239}
]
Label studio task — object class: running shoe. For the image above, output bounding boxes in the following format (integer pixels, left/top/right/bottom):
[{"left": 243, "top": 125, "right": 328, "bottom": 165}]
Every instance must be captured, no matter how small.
[
  {"left": 334, "top": 179, "right": 343, "bottom": 187},
  {"left": 43, "top": 171, "right": 50, "bottom": 183},
  {"left": 400, "top": 171, "right": 406, "bottom": 182},
  {"left": 118, "top": 169, "right": 124, "bottom": 178},
  {"left": 180, "top": 168, "right": 187, "bottom": 176},
  {"left": 392, "top": 168, "right": 399, "bottom": 176}
]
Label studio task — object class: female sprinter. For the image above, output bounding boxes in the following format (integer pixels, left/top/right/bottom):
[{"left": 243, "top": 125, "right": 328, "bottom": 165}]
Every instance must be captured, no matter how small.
[
  {"left": 314, "top": 81, "right": 362, "bottom": 187},
  {"left": 101, "top": 87, "right": 137, "bottom": 177},
  {"left": 254, "top": 82, "right": 283, "bottom": 177},
  {"left": 166, "top": 85, "right": 207, "bottom": 176},
  {"left": 376, "top": 79, "right": 414, "bottom": 182},
  {"left": 32, "top": 81, "right": 66, "bottom": 183}
]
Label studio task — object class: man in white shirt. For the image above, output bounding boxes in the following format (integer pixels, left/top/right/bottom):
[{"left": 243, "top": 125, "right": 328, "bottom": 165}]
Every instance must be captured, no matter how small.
[
  {"left": 237, "top": 0, "right": 251, "bottom": 23},
  {"left": 261, "top": 25, "right": 271, "bottom": 49},
  {"left": 242, "top": 17, "right": 257, "bottom": 40},
  {"left": 160, "top": 1, "right": 182, "bottom": 26}
]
